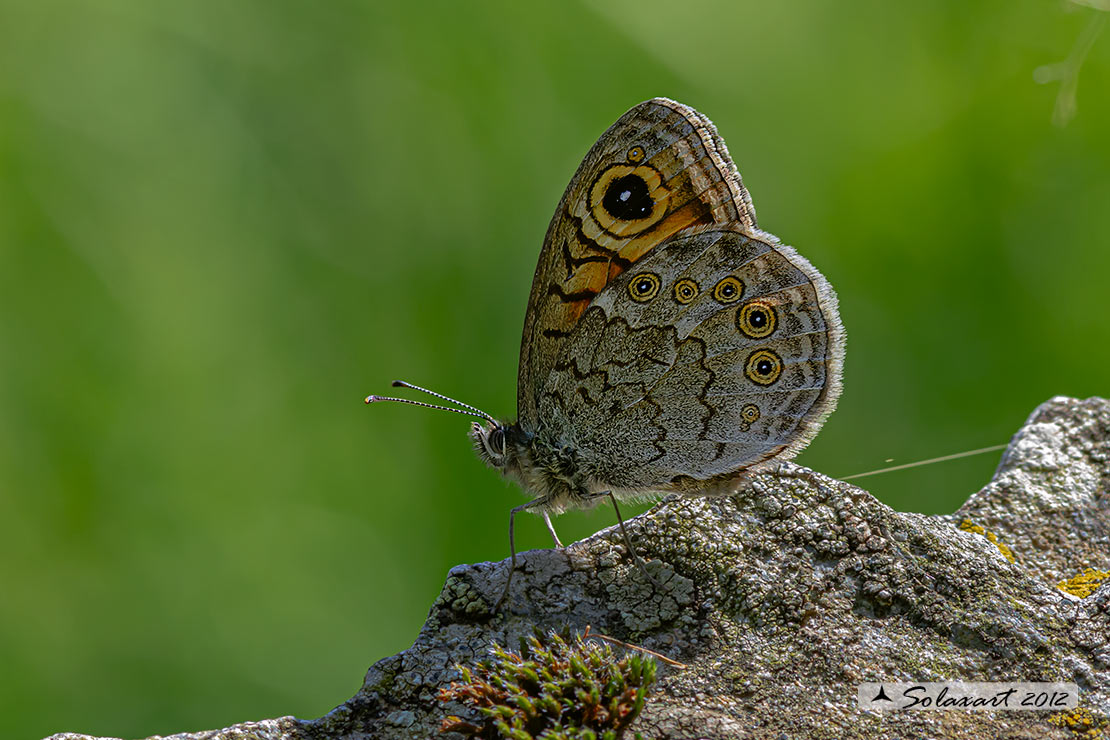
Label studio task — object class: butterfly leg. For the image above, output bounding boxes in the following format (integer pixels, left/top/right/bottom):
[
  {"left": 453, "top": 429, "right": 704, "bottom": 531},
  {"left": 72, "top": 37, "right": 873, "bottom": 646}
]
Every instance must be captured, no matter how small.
[
  {"left": 493, "top": 497, "right": 547, "bottom": 613},
  {"left": 541, "top": 510, "right": 564, "bottom": 548},
  {"left": 598, "top": 491, "right": 661, "bottom": 590}
]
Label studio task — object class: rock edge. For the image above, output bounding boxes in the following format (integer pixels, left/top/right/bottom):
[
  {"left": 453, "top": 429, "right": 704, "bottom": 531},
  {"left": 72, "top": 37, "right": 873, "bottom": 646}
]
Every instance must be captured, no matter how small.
[{"left": 47, "top": 396, "right": 1110, "bottom": 740}]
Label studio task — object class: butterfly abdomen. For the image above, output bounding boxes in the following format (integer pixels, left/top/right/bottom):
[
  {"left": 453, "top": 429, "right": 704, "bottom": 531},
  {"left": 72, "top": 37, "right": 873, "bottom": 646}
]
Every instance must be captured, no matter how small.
[{"left": 498, "top": 430, "right": 610, "bottom": 513}]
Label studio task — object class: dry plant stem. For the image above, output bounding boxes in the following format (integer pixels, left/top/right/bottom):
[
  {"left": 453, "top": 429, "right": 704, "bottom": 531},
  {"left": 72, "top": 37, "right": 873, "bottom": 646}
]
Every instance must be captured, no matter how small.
[
  {"left": 1035, "top": 9, "right": 1107, "bottom": 126},
  {"left": 583, "top": 625, "right": 689, "bottom": 669},
  {"left": 841, "top": 444, "right": 1008, "bottom": 481}
]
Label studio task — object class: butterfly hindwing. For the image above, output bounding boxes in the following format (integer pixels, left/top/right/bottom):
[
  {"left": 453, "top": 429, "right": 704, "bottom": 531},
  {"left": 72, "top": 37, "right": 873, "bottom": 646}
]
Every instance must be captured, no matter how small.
[{"left": 539, "top": 227, "right": 843, "bottom": 493}]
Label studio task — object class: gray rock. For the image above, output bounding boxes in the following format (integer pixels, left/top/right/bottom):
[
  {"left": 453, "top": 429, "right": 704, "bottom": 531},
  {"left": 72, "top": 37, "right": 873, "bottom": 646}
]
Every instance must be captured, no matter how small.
[{"left": 46, "top": 396, "right": 1110, "bottom": 740}]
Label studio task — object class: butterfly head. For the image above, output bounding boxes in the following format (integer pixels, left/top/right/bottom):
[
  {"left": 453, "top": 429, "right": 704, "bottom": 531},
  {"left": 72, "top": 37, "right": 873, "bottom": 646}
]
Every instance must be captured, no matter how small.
[{"left": 470, "top": 420, "right": 517, "bottom": 470}]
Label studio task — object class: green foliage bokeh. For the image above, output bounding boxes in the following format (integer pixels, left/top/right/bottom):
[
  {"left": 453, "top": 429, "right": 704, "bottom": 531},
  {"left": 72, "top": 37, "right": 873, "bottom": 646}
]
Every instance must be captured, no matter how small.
[{"left": 1, "top": 1, "right": 1108, "bottom": 738}]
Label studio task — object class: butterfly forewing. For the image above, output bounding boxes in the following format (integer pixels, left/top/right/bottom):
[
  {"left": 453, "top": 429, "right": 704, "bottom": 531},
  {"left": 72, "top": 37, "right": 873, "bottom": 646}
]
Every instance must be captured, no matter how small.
[{"left": 517, "top": 98, "right": 759, "bottom": 425}]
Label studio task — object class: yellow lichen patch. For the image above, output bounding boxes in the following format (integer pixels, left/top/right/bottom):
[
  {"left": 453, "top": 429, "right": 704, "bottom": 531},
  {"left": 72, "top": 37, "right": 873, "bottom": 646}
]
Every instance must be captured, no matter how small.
[
  {"left": 1050, "top": 707, "right": 1106, "bottom": 738},
  {"left": 958, "top": 519, "right": 1016, "bottom": 563},
  {"left": 1057, "top": 568, "right": 1110, "bottom": 599}
]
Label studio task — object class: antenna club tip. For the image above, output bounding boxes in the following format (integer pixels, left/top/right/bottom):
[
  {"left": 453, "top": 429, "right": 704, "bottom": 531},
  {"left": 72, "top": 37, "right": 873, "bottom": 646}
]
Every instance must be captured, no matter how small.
[
  {"left": 390, "top": 380, "right": 405, "bottom": 388},
  {"left": 364, "top": 395, "right": 377, "bottom": 404}
]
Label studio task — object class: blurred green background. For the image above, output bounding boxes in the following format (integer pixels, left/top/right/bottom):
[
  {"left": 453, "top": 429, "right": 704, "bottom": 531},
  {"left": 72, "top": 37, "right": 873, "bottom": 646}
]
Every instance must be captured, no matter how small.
[{"left": 1, "top": 1, "right": 1108, "bottom": 738}]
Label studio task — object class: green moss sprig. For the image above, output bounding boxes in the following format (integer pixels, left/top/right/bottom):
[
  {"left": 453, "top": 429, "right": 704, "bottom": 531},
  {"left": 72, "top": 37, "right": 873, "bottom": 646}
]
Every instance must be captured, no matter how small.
[{"left": 438, "top": 629, "right": 656, "bottom": 740}]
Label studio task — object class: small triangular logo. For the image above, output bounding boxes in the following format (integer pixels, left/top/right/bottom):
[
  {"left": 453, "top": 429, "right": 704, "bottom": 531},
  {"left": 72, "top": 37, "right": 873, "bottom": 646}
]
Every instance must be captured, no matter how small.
[{"left": 872, "top": 685, "right": 892, "bottom": 702}]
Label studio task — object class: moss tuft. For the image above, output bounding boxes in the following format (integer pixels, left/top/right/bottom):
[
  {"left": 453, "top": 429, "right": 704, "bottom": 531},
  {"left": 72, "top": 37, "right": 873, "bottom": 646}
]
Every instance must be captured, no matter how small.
[{"left": 438, "top": 629, "right": 656, "bottom": 739}]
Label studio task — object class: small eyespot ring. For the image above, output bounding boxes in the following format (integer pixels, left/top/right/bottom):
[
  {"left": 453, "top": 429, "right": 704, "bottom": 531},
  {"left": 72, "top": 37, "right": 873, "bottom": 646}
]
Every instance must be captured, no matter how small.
[
  {"left": 628, "top": 272, "right": 661, "bottom": 302},
  {"left": 737, "top": 300, "right": 777, "bottom": 339},
  {"left": 741, "top": 404, "right": 761, "bottom": 423},
  {"left": 745, "top": 349, "right": 783, "bottom": 386},
  {"left": 673, "top": 278, "right": 699, "bottom": 304},
  {"left": 713, "top": 276, "right": 744, "bottom": 304},
  {"left": 627, "top": 145, "right": 645, "bottom": 163}
]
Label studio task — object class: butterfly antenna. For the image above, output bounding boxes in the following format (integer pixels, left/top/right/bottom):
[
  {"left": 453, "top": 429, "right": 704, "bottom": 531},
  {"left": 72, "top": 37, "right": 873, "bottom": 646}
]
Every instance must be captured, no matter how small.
[
  {"left": 364, "top": 395, "right": 494, "bottom": 421},
  {"left": 388, "top": 380, "right": 497, "bottom": 423},
  {"left": 365, "top": 380, "right": 497, "bottom": 424}
]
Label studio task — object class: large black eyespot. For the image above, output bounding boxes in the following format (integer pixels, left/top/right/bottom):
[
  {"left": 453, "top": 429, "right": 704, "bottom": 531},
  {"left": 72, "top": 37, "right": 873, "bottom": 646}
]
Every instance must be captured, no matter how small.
[
  {"left": 589, "top": 164, "right": 668, "bottom": 237},
  {"left": 628, "top": 272, "right": 661, "bottom": 302},
  {"left": 602, "top": 174, "right": 654, "bottom": 221},
  {"left": 745, "top": 349, "right": 783, "bottom": 386},
  {"left": 737, "top": 300, "right": 777, "bottom": 339}
]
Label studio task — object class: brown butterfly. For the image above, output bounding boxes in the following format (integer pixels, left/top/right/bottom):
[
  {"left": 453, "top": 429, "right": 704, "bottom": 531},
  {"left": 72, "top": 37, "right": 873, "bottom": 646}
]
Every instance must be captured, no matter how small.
[{"left": 368, "top": 98, "right": 845, "bottom": 608}]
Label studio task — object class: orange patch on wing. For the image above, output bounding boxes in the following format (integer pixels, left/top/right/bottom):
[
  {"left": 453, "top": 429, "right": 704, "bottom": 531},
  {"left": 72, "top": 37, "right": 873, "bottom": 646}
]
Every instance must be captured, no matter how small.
[
  {"left": 616, "top": 199, "right": 715, "bottom": 264},
  {"left": 607, "top": 260, "right": 626, "bottom": 282},
  {"left": 556, "top": 299, "right": 588, "bottom": 327},
  {"left": 558, "top": 198, "right": 717, "bottom": 322},
  {"left": 553, "top": 156, "right": 728, "bottom": 324},
  {"left": 553, "top": 260, "right": 610, "bottom": 322}
]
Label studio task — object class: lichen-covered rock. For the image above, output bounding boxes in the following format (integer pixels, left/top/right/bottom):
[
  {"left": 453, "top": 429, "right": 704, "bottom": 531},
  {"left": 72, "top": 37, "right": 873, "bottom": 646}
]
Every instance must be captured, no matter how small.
[
  {"left": 48, "top": 718, "right": 307, "bottom": 740},
  {"left": 46, "top": 396, "right": 1110, "bottom": 740}
]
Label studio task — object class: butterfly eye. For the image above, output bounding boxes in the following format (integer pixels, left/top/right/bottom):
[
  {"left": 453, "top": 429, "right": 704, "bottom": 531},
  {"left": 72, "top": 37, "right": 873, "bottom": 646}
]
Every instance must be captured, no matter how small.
[
  {"left": 628, "top": 272, "right": 661, "bottom": 302},
  {"left": 673, "top": 278, "right": 699, "bottom": 304},
  {"left": 489, "top": 427, "right": 506, "bottom": 456},
  {"left": 745, "top": 349, "right": 783, "bottom": 386},
  {"left": 737, "top": 300, "right": 777, "bottom": 339},
  {"left": 713, "top": 276, "right": 744, "bottom": 304},
  {"left": 627, "top": 145, "right": 645, "bottom": 163},
  {"left": 741, "top": 404, "right": 761, "bottom": 423}
]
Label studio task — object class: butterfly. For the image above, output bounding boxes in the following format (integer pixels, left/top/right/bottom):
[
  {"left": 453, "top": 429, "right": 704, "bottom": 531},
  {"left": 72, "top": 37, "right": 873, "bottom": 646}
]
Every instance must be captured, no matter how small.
[{"left": 368, "top": 98, "right": 845, "bottom": 608}]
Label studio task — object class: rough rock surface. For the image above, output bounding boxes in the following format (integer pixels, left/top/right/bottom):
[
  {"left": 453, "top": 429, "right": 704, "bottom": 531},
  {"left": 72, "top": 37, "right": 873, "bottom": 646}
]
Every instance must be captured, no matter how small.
[{"left": 48, "top": 396, "right": 1110, "bottom": 740}]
